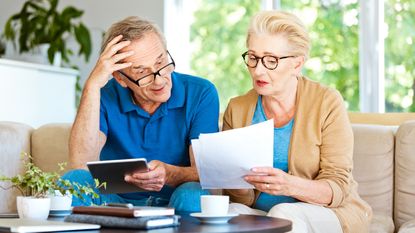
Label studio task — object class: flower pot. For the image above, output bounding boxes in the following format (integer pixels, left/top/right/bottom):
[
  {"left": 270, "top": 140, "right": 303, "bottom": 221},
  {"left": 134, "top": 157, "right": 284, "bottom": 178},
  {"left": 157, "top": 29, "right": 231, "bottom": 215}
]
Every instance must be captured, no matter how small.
[
  {"left": 16, "top": 196, "right": 51, "bottom": 220},
  {"left": 4, "top": 43, "right": 62, "bottom": 66},
  {"left": 49, "top": 190, "right": 72, "bottom": 211}
]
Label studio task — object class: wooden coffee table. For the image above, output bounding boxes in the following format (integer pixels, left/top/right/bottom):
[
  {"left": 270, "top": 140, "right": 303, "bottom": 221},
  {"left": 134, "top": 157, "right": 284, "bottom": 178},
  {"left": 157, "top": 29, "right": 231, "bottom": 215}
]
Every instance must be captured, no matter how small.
[{"left": 82, "top": 214, "right": 292, "bottom": 233}]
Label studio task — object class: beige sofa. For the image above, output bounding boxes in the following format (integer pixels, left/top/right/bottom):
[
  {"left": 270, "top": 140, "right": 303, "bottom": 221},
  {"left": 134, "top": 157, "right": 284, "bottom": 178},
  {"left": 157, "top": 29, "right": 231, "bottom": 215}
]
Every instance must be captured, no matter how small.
[{"left": 1, "top": 120, "right": 415, "bottom": 232}]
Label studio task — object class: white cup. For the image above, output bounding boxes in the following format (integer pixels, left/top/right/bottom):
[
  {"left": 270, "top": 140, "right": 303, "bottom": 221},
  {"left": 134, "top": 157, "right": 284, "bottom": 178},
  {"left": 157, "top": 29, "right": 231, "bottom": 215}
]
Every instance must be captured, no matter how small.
[{"left": 200, "top": 195, "right": 229, "bottom": 216}]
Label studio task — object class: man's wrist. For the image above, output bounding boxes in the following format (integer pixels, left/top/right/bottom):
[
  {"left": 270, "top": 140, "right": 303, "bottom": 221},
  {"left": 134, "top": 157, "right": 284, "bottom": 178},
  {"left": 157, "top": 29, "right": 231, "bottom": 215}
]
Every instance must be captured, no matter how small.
[
  {"left": 164, "top": 165, "right": 197, "bottom": 187},
  {"left": 84, "top": 80, "right": 102, "bottom": 92},
  {"left": 163, "top": 163, "right": 172, "bottom": 185}
]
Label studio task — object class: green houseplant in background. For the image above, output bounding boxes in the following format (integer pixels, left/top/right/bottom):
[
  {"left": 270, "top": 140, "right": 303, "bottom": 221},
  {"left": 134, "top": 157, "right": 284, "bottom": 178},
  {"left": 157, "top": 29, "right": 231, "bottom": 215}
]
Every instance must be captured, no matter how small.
[
  {"left": 0, "top": 37, "right": 5, "bottom": 57},
  {"left": 3, "top": 0, "right": 92, "bottom": 65},
  {"left": 0, "top": 152, "right": 105, "bottom": 219},
  {"left": 2, "top": 0, "right": 92, "bottom": 107}
]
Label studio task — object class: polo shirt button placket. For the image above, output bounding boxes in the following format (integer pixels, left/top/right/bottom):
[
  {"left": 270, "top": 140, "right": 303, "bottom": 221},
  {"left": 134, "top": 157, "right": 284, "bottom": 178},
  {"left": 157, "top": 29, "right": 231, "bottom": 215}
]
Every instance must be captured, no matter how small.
[
  {"left": 144, "top": 120, "right": 158, "bottom": 147},
  {"left": 142, "top": 122, "right": 151, "bottom": 147}
]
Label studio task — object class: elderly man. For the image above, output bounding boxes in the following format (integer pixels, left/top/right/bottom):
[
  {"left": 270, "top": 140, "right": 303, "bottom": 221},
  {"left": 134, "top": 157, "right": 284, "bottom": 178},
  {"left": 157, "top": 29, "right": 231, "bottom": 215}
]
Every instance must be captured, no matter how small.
[{"left": 64, "top": 16, "right": 219, "bottom": 212}]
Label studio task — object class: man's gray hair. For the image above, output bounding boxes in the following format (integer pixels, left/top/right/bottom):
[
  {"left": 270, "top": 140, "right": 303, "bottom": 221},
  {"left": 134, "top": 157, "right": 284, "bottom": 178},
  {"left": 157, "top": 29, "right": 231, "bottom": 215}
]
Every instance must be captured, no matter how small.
[{"left": 101, "top": 16, "right": 166, "bottom": 52}]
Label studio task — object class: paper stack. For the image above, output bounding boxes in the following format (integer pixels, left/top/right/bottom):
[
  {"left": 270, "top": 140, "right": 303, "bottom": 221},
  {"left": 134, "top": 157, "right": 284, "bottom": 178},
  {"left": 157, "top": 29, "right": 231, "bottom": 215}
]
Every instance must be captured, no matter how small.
[{"left": 192, "top": 119, "right": 274, "bottom": 189}]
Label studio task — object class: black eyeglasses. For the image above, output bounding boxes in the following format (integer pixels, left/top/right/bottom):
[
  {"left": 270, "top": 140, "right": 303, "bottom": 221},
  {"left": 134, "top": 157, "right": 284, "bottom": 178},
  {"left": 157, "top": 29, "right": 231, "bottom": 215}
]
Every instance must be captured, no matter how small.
[
  {"left": 119, "top": 50, "right": 175, "bottom": 87},
  {"left": 242, "top": 51, "right": 296, "bottom": 70}
]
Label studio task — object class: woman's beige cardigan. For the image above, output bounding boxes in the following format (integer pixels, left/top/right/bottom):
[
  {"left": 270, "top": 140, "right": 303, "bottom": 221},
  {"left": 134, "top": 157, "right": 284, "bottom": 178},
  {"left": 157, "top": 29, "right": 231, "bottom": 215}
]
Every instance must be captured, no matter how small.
[{"left": 222, "top": 76, "right": 372, "bottom": 233}]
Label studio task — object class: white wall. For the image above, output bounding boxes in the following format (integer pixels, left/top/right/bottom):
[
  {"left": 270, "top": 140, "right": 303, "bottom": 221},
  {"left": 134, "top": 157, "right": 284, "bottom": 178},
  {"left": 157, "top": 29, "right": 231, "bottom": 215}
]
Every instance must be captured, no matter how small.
[
  {"left": 0, "top": 59, "right": 78, "bottom": 127},
  {"left": 0, "top": 0, "right": 164, "bottom": 86}
]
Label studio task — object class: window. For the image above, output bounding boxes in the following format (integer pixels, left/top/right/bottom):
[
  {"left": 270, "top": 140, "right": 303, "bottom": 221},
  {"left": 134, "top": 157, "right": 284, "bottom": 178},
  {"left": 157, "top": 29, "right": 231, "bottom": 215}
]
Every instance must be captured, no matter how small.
[
  {"left": 165, "top": 0, "right": 415, "bottom": 112},
  {"left": 385, "top": 0, "right": 415, "bottom": 112},
  {"left": 190, "top": 0, "right": 260, "bottom": 110},
  {"left": 281, "top": 0, "right": 359, "bottom": 111}
]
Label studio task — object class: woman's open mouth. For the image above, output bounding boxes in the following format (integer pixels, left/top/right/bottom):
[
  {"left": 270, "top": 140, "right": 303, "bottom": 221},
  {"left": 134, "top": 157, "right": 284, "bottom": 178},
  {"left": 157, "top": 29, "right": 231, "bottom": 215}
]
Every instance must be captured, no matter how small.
[{"left": 256, "top": 80, "right": 269, "bottom": 87}]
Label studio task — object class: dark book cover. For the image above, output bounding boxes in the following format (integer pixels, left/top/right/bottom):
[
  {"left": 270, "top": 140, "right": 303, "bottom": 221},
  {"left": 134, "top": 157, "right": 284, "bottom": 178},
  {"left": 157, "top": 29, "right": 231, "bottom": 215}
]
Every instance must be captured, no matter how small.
[{"left": 64, "top": 214, "right": 180, "bottom": 230}]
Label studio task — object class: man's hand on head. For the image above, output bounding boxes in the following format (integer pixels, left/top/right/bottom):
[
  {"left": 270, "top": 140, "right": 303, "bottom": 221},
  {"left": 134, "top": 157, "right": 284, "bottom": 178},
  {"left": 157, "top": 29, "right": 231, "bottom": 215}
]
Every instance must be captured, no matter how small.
[
  {"left": 86, "top": 34, "right": 133, "bottom": 90},
  {"left": 124, "top": 160, "right": 168, "bottom": 192}
]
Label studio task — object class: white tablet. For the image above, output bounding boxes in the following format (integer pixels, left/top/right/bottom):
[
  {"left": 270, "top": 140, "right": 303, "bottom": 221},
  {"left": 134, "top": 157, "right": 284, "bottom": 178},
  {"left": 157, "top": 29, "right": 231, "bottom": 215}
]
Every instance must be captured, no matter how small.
[{"left": 87, "top": 158, "right": 149, "bottom": 194}]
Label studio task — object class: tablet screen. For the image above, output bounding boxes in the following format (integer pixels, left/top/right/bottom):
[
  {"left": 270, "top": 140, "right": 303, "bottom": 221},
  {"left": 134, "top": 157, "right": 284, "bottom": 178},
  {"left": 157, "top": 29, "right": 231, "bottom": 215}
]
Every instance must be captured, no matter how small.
[{"left": 87, "top": 158, "right": 148, "bottom": 194}]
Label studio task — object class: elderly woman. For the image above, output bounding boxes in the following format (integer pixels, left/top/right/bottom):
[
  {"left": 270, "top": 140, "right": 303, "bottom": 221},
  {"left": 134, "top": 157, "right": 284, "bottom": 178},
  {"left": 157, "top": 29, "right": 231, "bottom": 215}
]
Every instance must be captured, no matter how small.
[{"left": 222, "top": 10, "right": 372, "bottom": 233}]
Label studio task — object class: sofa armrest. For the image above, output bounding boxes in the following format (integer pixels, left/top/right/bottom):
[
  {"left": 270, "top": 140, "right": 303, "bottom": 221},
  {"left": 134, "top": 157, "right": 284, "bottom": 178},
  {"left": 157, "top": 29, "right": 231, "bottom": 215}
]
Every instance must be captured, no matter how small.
[
  {"left": 0, "top": 121, "right": 33, "bottom": 212},
  {"left": 394, "top": 120, "right": 415, "bottom": 229}
]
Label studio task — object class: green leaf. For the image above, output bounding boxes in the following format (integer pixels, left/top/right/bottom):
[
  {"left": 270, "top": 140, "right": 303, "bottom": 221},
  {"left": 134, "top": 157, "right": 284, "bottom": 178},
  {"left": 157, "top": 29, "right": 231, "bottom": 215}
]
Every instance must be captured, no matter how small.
[
  {"left": 26, "top": 1, "right": 47, "bottom": 14},
  {"left": 4, "top": 14, "right": 19, "bottom": 40},
  {"left": 48, "top": 43, "right": 56, "bottom": 64},
  {"left": 61, "top": 6, "right": 83, "bottom": 21},
  {"left": 49, "top": 0, "right": 59, "bottom": 13},
  {"left": 74, "top": 23, "right": 92, "bottom": 61}
]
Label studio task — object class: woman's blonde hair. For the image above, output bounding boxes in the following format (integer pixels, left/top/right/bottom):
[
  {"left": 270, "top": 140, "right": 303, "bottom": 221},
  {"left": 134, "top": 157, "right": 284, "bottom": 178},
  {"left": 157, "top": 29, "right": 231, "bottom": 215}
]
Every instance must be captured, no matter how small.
[
  {"left": 247, "top": 10, "right": 310, "bottom": 59},
  {"left": 101, "top": 16, "right": 166, "bottom": 53}
]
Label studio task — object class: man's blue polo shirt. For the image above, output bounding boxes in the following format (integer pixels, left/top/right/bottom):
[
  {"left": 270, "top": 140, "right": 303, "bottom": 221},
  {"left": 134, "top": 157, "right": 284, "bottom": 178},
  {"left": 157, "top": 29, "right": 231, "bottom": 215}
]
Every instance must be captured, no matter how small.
[{"left": 99, "top": 72, "right": 219, "bottom": 200}]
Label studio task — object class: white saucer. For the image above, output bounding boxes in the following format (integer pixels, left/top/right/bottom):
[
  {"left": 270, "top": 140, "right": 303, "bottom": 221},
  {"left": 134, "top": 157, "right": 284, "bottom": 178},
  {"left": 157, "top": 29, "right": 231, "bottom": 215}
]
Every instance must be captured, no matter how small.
[
  {"left": 49, "top": 209, "right": 72, "bottom": 217},
  {"left": 190, "top": 213, "right": 239, "bottom": 224}
]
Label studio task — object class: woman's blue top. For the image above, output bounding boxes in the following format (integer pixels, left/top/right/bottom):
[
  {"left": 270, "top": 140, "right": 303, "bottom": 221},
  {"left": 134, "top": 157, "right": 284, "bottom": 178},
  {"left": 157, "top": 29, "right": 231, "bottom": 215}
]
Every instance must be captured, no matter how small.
[{"left": 252, "top": 95, "right": 298, "bottom": 212}]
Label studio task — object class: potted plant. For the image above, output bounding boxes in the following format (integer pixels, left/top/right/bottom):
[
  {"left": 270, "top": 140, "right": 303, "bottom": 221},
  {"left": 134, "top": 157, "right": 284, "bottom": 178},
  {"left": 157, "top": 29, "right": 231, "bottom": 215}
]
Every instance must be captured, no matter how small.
[
  {"left": 2, "top": 0, "right": 92, "bottom": 66},
  {"left": 0, "top": 36, "right": 5, "bottom": 58},
  {"left": 0, "top": 152, "right": 105, "bottom": 220},
  {"left": 49, "top": 162, "right": 105, "bottom": 214}
]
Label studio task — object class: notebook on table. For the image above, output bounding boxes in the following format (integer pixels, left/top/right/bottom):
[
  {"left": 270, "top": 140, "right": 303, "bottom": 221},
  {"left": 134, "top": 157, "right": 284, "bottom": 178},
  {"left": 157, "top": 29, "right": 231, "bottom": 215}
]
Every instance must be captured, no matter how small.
[
  {"left": 72, "top": 205, "right": 175, "bottom": 217},
  {"left": 65, "top": 214, "right": 180, "bottom": 230},
  {"left": 0, "top": 218, "right": 100, "bottom": 233}
]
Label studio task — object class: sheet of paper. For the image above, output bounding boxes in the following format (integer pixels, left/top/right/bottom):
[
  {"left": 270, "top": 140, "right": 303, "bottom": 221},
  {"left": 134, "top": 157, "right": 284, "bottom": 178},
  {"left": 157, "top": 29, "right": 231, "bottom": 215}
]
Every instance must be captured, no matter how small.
[
  {"left": 192, "top": 119, "right": 274, "bottom": 189},
  {"left": 191, "top": 139, "right": 202, "bottom": 180}
]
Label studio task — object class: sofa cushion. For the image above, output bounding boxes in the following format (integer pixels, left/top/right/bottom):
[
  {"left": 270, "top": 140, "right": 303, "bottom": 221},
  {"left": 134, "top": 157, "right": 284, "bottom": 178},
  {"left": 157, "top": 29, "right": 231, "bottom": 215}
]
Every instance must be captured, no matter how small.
[
  {"left": 370, "top": 214, "right": 395, "bottom": 233},
  {"left": 395, "top": 121, "right": 415, "bottom": 229},
  {"left": 352, "top": 124, "right": 396, "bottom": 218},
  {"left": 0, "top": 121, "right": 33, "bottom": 212},
  {"left": 31, "top": 123, "right": 72, "bottom": 174},
  {"left": 398, "top": 219, "right": 415, "bottom": 233}
]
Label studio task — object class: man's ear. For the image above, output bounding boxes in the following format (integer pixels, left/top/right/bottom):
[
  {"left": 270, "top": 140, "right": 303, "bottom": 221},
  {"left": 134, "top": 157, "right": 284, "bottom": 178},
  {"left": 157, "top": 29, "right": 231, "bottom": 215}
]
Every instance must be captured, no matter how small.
[{"left": 113, "top": 72, "right": 128, "bottom": 88}]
